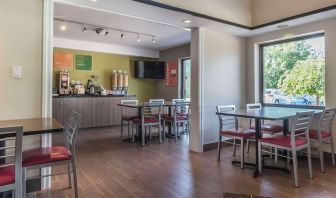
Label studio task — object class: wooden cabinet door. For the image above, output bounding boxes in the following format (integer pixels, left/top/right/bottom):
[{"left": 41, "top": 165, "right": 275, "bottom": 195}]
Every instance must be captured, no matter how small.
[
  {"left": 52, "top": 98, "right": 64, "bottom": 124},
  {"left": 95, "top": 98, "right": 110, "bottom": 127},
  {"left": 113, "top": 98, "right": 122, "bottom": 126},
  {"left": 83, "top": 98, "right": 95, "bottom": 128}
]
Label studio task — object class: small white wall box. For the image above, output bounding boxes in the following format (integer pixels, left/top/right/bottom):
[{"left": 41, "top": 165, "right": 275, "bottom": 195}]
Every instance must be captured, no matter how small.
[{"left": 12, "top": 65, "right": 22, "bottom": 78}]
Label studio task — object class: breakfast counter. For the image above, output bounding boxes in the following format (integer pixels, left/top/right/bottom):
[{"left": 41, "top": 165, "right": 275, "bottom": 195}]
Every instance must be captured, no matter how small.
[{"left": 52, "top": 94, "right": 136, "bottom": 128}]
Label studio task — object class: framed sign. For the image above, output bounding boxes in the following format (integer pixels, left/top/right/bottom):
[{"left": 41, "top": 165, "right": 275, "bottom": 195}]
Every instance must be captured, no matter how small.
[
  {"left": 166, "top": 60, "right": 178, "bottom": 87},
  {"left": 53, "top": 52, "right": 73, "bottom": 69},
  {"left": 75, "top": 54, "right": 92, "bottom": 71}
]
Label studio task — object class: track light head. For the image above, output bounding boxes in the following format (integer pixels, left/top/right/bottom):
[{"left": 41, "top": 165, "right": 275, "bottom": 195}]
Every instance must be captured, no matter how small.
[
  {"left": 152, "top": 36, "right": 156, "bottom": 43},
  {"left": 136, "top": 34, "right": 141, "bottom": 42},
  {"left": 95, "top": 28, "right": 104, "bottom": 35},
  {"left": 105, "top": 29, "right": 109, "bottom": 36},
  {"left": 82, "top": 24, "right": 87, "bottom": 32},
  {"left": 121, "top": 32, "right": 125, "bottom": 39},
  {"left": 60, "top": 21, "right": 67, "bottom": 31}
]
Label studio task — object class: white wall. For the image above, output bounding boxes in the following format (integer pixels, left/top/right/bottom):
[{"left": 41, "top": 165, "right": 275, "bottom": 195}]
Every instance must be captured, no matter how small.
[
  {"left": 154, "top": 0, "right": 252, "bottom": 26},
  {"left": 190, "top": 27, "right": 246, "bottom": 149},
  {"left": 247, "top": 17, "right": 336, "bottom": 150},
  {"left": 251, "top": 0, "right": 336, "bottom": 26}
]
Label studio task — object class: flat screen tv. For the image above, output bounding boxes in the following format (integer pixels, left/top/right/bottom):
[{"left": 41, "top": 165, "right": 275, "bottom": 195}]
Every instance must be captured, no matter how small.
[{"left": 134, "top": 60, "right": 165, "bottom": 79}]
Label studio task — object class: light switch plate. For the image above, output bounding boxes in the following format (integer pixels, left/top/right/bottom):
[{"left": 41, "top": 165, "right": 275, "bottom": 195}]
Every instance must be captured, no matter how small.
[{"left": 12, "top": 65, "right": 22, "bottom": 78}]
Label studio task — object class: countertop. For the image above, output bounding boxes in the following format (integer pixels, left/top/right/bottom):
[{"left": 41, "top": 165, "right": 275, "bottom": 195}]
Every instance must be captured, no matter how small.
[{"left": 53, "top": 94, "right": 136, "bottom": 98}]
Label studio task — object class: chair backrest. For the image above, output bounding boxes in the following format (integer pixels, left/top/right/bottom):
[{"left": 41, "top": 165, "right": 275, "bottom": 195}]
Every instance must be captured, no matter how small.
[
  {"left": 172, "top": 98, "right": 186, "bottom": 104},
  {"left": 120, "top": 99, "right": 139, "bottom": 117},
  {"left": 216, "top": 105, "right": 238, "bottom": 131},
  {"left": 173, "top": 102, "right": 191, "bottom": 118},
  {"left": 318, "top": 108, "right": 336, "bottom": 137},
  {"left": 121, "top": 99, "right": 138, "bottom": 106},
  {"left": 290, "top": 111, "right": 314, "bottom": 147},
  {"left": 246, "top": 103, "right": 262, "bottom": 110},
  {"left": 149, "top": 99, "right": 165, "bottom": 105},
  {"left": 64, "top": 112, "right": 81, "bottom": 152},
  {"left": 0, "top": 126, "right": 23, "bottom": 190},
  {"left": 141, "top": 102, "right": 162, "bottom": 124}
]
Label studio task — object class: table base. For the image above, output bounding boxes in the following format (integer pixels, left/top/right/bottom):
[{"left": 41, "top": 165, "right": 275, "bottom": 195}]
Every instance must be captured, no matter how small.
[{"left": 231, "top": 160, "right": 290, "bottom": 177}]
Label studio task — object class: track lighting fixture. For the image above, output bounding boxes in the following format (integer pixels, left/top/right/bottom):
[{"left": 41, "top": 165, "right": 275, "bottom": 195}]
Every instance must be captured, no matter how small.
[
  {"left": 54, "top": 19, "right": 157, "bottom": 43},
  {"left": 60, "top": 21, "right": 67, "bottom": 31}
]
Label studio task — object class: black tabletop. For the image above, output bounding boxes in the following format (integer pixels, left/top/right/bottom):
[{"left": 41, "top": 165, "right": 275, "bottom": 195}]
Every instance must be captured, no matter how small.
[
  {"left": 216, "top": 106, "right": 323, "bottom": 120},
  {"left": 118, "top": 102, "right": 175, "bottom": 108}
]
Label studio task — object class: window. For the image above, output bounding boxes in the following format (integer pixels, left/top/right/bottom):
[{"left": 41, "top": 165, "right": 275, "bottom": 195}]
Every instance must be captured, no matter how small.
[
  {"left": 260, "top": 33, "right": 325, "bottom": 106},
  {"left": 180, "top": 58, "right": 191, "bottom": 100}
]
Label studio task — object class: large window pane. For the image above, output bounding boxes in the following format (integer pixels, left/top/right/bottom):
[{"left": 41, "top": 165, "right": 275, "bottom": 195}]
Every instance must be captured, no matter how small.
[{"left": 262, "top": 34, "right": 325, "bottom": 106}]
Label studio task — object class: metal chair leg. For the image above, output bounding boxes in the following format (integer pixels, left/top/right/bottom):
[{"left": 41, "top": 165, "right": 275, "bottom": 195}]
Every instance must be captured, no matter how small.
[
  {"left": 217, "top": 136, "right": 222, "bottom": 161},
  {"left": 163, "top": 121, "right": 166, "bottom": 141},
  {"left": 72, "top": 159, "right": 79, "bottom": 198},
  {"left": 159, "top": 124, "right": 162, "bottom": 144},
  {"left": 141, "top": 125, "right": 145, "bottom": 146},
  {"left": 240, "top": 138, "right": 244, "bottom": 169},
  {"left": 258, "top": 142, "right": 262, "bottom": 174},
  {"left": 292, "top": 149, "right": 299, "bottom": 187},
  {"left": 120, "top": 120, "right": 124, "bottom": 139},
  {"left": 22, "top": 168, "right": 26, "bottom": 198},
  {"left": 233, "top": 139, "right": 236, "bottom": 157},
  {"left": 318, "top": 140, "right": 325, "bottom": 173},
  {"left": 307, "top": 146, "right": 313, "bottom": 179},
  {"left": 127, "top": 121, "right": 130, "bottom": 138},
  {"left": 275, "top": 148, "right": 278, "bottom": 166},
  {"left": 330, "top": 136, "right": 336, "bottom": 166},
  {"left": 246, "top": 140, "right": 250, "bottom": 153},
  {"left": 68, "top": 163, "right": 72, "bottom": 188},
  {"left": 149, "top": 126, "right": 152, "bottom": 142},
  {"left": 174, "top": 123, "right": 178, "bottom": 142}
]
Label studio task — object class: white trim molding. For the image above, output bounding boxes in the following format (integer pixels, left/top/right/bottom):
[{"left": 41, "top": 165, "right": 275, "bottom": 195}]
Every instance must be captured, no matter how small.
[{"left": 54, "top": 37, "right": 160, "bottom": 58}]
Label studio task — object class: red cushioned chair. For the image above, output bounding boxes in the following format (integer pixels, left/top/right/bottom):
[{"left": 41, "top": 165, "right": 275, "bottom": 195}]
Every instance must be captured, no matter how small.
[
  {"left": 216, "top": 105, "right": 255, "bottom": 169},
  {"left": 22, "top": 112, "right": 81, "bottom": 198},
  {"left": 132, "top": 102, "right": 163, "bottom": 146},
  {"left": 0, "top": 126, "right": 23, "bottom": 198},
  {"left": 309, "top": 108, "right": 336, "bottom": 173},
  {"left": 120, "top": 99, "right": 139, "bottom": 140},
  {"left": 258, "top": 111, "right": 314, "bottom": 187},
  {"left": 162, "top": 101, "right": 191, "bottom": 142}
]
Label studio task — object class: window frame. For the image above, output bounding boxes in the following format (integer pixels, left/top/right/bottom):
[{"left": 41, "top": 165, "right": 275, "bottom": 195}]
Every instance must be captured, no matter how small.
[{"left": 259, "top": 32, "right": 325, "bottom": 108}]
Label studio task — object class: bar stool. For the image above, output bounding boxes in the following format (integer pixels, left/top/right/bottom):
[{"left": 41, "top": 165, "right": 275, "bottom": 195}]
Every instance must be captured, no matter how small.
[
  {"left": 162, "top": 102, "right": 191, "bottom": 141},
  {"left": 216, "top": 105, "right": 255, "bottom": 169},
  {"left": 258, "top": 111, "right": 314, "bottom": 187},
  {"left": 0, "top": 126, "right": 23, "bottom": 198},
  {"left": 22, "top": 112, "right": 81, "bottom": 198},
  {"left": 120, "top": 99, "right": 139, "bottom": 140},
  {"left": 132, "top": 102, "right": 163, "bottom": 146},
  {"left": 309, "top": 108, "right": 336, "bottom": 173}
]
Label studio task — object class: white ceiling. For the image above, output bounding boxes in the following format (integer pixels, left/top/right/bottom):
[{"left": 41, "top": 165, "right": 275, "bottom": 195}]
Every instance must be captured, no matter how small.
[{"left": 54, "top": 2, "right": 191, "bottom": 51}]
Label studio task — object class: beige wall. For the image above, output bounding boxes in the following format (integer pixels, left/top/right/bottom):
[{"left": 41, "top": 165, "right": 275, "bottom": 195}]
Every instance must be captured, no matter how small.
[
  {"left": 153, "top": 0, "right": 252, "bottom": 26},
  {"left": 202, "top": 28, "right": 246, "bottom": 145},
  {"left": 247, "top": 17, "right": 336, "bottom": 150},
  {"left": 0, "top": 0, "right": 43, "bottom": 121},
  {"left": 156, "top": 44, "right": 191, "bottom": 100},
  {"left": 251, "top": 0, "right": 336, "bottom": 26}
]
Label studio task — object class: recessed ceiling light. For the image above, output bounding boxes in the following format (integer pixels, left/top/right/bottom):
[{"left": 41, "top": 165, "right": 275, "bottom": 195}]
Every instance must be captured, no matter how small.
[
  {"left": 60, "top": 21, "right": 67, "bottom": 31},
  {"left": 277, "top": 24, "right": 289, "bottom": 29},
  {"left": 183, "top": 19, "right": 191, "bottom": 24}
]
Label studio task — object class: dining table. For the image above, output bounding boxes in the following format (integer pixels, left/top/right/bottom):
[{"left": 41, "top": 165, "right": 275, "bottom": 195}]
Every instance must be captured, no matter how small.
[
  {"left": 0, "top": 117, "right": 64, "bottom": 197},
  {"left": 216, "top": 106, "right": 323, "bottom": 177}
]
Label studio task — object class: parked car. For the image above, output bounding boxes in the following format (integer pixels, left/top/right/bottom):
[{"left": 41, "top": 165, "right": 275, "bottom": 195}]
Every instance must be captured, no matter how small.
[
  {"left": 290, "top": 95, "right": 319, "bottom": 106},
  {"left": 272, "top": 91, "right": 292, "bottom": 104}
]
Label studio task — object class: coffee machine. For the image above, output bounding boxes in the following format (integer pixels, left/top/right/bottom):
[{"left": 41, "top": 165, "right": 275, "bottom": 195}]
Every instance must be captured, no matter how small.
[{"left": 59, "top": 70, "right": 70, "bottom": 95}]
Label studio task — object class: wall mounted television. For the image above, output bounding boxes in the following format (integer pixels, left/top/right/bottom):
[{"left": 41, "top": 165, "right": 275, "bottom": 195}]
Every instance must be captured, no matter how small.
[{"left": 134, "top": 60, "right": 165, "bottom": 79}]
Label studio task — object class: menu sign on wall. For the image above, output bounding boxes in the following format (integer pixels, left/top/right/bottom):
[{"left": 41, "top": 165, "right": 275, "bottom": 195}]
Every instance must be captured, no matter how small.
[{"left": 166, "top": 60, "right": 178, "bottom": 87}]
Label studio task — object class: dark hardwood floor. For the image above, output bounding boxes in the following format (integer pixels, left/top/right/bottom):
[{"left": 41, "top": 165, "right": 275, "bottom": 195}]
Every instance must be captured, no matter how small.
[{"left": 33, "top": 126, "right": 336, "bottom": 198}]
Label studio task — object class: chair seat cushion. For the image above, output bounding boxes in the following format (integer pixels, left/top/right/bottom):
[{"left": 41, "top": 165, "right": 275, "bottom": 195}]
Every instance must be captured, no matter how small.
[
  {"left": 23, "top": 146, "right": 72, "bottom": 167},
  {"left": 122, "top": 115, "right": 139, "bottom": 121},
  {"left": 132, "top": 118, "right": 159, "bottom": 124},
  {"left": 251, "top": 124, "right": 283, "bottom": 133},
  {"left": 220, "top": 128, "right": 255, "bottom": 138},
  {"left": 259, "top": 135, "right": 307, "bottom": 147},
  {"left": 162, "top": 115, "right": 189, "bottom": 121},
  {"left": 0, "top": 165, "right": 15, "bottom": 186},
  {"left": 309, "top": 129, "right": 331, "bottom": 139}
]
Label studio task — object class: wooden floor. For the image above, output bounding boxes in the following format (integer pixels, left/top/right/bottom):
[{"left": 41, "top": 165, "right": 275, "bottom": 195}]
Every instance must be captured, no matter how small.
[{"left": 33, "top": 126, "right": 336, "bottom": 198}]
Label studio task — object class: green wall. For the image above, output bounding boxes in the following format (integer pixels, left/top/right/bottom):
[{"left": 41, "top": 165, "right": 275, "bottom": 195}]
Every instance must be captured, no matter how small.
[{"left": 53, "top": 48, "right": 157, "bottom": 102}]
